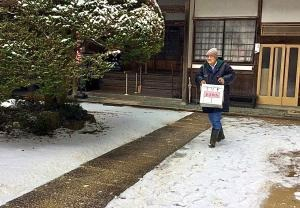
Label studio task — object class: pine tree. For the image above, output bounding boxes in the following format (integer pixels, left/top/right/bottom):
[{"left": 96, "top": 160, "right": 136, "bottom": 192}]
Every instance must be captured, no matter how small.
[{"left": 0, "top": 0, "right": 164, "bottom": 103}]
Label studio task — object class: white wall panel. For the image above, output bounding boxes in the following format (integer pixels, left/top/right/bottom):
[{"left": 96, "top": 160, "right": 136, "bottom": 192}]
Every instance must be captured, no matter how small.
[
  {"left": 194, "top": 0, "right": 258, "bottom": 17},
  {"left": 262, "top": 0, "right": 300, "bottom": 22},
  {"left": 192, "top": 64, "right": 253, "bottom": 70}
]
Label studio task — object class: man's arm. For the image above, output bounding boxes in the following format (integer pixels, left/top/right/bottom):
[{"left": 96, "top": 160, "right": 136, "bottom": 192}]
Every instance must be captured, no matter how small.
[
  {"left": 195, "top": 66, "right": 206, "bottom": 85},
  {"left": 222, "top": 64, "right": 235, "bottom": 85}
]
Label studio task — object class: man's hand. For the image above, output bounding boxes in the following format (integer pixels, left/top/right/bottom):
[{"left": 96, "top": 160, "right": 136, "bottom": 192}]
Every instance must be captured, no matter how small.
[
  {"left": 218, "top": 77, "right": 224, "bottom": 85},
  {"left": 200, "top": 80, "right": 206, "bottom": 85}
]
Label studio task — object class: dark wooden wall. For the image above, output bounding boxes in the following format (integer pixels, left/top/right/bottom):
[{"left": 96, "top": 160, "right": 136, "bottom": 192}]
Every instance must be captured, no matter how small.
[
  {"left": 261, "top": 36, "right": 300, "bottom": 44},
  {"left": 188, "top": 68, "right": 256, "bottom": 107},
  {"left": 147, "top": 59, "right": 182, "bottom": 74},
  {"left": 95, "top": 71, "right": 182, "bottom": 98}
]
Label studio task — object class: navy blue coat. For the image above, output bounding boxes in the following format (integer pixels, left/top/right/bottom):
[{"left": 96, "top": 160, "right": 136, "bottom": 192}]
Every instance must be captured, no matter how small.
[{"left": 195, "top": 58, "right": 235, "bottom": 113}]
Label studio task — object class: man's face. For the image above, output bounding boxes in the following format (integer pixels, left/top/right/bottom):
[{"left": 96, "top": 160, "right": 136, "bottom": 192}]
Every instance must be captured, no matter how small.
[{"left": 206, "top": 55, "right": 217, "bottom": 65}]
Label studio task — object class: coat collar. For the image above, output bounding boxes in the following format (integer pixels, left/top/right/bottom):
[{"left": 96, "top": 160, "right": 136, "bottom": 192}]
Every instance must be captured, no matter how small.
[{"left": 204, "top": 58, "right": 224, "bottom": 70}]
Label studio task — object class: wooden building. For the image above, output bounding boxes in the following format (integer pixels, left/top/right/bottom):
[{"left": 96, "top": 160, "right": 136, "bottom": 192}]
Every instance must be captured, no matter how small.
[
  {"left": 257, "top": 0, "right": 300, "bottom": 107},
  {"left": 100, "top": 0, "right": 186, "bottom": 99},
  {"left": 100, "top": 0, "right": 300, "bottom": 108},
  {"left": 189, "top": 0, "right": 300, "bottom": 107},
  {"left": 186, "top": 0, "right": 259, "bottom": 107}
]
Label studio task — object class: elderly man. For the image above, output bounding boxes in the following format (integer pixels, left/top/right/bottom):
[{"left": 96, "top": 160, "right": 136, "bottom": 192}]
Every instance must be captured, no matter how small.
[{"left": 195, "top": 48, "right": 235, "bottom": 148}]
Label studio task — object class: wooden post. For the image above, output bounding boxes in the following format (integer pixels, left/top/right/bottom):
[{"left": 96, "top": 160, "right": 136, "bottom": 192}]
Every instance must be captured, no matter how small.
[
  {"left": 138, "top": 66, "right": 142, "bottom": 93},
  {"left": 134, "top": 73, "right": 138, "bottom": 93},
  {"left": 125, "top": 72, "right": 128, "bottom": 95},
  {"left": 188, "top": 77, "right": 192, "bottom": 103}
]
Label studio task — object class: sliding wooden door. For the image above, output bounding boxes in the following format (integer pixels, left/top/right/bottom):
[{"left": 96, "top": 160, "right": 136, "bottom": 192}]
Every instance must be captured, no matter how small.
[{"left": 257, "top": 44, "right": 300, "bottom": 106}]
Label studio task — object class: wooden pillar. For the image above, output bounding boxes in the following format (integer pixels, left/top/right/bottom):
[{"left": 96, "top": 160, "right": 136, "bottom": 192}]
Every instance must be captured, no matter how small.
[
  {"left": 181, "top": 0, "right": 191, "bottom": 103},
  {"left": 252, "top": 0, "right": 263, "bottom": 107}
]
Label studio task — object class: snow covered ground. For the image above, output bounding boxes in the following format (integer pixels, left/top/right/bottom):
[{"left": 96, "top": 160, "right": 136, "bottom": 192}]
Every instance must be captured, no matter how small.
[
  {"left": 106, "top": 116, "right": 300, "bottom": 208},
  {"left": 1, "top": 102, "right": 299, "bottom": 208},
  {"left": 0, "top": 103, "right": 191, "bottom": 206}
]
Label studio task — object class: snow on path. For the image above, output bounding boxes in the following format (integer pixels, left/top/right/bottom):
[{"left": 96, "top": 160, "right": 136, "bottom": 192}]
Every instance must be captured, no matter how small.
[
  {"left": 106, "top": 116, "right": 300, "bottom": 208},
  {"left": 0, "top": 103, "right": 191, "bottom": 205}
]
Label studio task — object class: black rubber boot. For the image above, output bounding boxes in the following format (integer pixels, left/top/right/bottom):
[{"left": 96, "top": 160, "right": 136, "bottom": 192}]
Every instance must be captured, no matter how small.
[
  {"left": 216, "top": 127, "right": 225, "bottom": 142},
  {"left": 209, "top": 128, "right": 220, "bottom": 148}
]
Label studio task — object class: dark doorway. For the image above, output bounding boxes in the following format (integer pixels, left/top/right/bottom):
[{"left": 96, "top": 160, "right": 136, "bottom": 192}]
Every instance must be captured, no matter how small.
[
  {"left": 139, "top": 24, "right": 184, "bottom": 98},
  {"left": 96, "top": 23, "right": 185, "bottom": 99},
  {"left": 149, "top": 24, "right": 184, "bottom": 74}
]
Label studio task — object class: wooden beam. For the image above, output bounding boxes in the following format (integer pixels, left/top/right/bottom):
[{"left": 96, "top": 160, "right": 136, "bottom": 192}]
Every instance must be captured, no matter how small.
[
  {"left": 252, "top": 0, "right": 262, "bottom": 105},
  {"left": 181, "top": 0, "right": 191, "bottom": 103}
]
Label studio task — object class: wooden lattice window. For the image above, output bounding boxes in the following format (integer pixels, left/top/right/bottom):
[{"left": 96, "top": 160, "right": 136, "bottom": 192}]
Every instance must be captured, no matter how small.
[{"left": 194, "top": 19, "right": 256, "bottom": 63}]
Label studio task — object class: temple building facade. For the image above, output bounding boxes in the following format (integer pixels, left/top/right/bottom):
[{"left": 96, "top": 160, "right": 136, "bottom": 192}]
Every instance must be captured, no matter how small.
[{"left": 99, "top": 0, "right": 300, "bottom": 108}]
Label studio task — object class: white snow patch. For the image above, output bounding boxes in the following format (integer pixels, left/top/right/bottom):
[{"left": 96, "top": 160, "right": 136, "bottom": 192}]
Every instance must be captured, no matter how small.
[
  {"left": 60, "top": 38, "right": 70, "bottom": 43},
  {"left": 295, "top": 192, "right": 300, "bottom": 200},
  {"left": 0, "top": 103, "right": 191, "bottom": 205},
  {"left": 0, "top": 99, "right": 16, "bottom": 108},
  {"left": 106, "top": 116, "right": 300, "bottom": 208}
]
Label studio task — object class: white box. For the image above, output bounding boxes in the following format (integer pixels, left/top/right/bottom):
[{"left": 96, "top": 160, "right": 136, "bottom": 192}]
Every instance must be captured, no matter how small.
[{"left": 200, "top": 84, "right": 224, "bottom": 108}]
